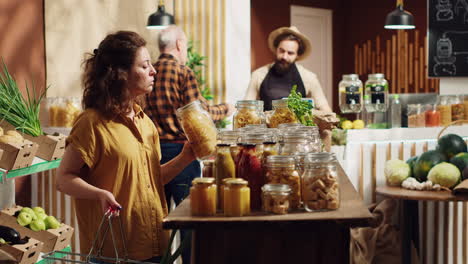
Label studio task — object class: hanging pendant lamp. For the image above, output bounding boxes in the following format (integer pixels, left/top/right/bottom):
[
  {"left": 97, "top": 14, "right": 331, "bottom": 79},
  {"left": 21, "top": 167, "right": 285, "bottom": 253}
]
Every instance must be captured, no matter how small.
[
  {"left": 384, "top": 0, "right": 415, "bottom": 29},
  {"left": 147, "top": 0, "right": 175, "bottom": 29}
]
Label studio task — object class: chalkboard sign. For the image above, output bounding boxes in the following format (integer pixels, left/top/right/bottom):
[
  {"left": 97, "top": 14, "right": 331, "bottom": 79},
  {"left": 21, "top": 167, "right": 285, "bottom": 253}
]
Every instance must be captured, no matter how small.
[{"left": 428, "top": 0, "right": 468, "bottom": 77}]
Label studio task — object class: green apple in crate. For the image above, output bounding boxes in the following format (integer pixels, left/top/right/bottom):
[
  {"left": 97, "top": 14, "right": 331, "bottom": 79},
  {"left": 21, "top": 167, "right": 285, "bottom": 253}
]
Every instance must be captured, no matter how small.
[
  {"left": 30, "top": 219, "right": 46, "bottom": 231},
  {"left": 19, "top": 207, "right": 37, "bottom": 221},
  {"left": 44, "top": 216, "right": 61, "bottom": 229},
  {"left": 36, "top": 212, "right": 48, "bottom": 221},
  {"left": 16, "top": 212, "right": 33, "bottom": 226},
  {"left": 32, "top": 206, "right": 46, "bottom": 215}
]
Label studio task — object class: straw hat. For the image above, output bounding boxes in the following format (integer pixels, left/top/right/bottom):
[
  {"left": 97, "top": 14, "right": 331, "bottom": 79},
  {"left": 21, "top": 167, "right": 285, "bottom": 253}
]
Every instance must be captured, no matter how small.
[{"left": 268, "top": 26, "right": 311, "bottom": 61}]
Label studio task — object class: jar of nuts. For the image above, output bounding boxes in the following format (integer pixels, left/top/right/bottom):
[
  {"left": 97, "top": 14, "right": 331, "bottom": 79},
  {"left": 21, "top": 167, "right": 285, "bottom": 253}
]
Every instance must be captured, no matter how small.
[
  {"left": 302, "top": 153, "right": 340, "bottom": 212},
  {"left": 265, "top": 155, "right": 301, "bottom": 209},
  {"left": 261, "top": 183, "right": 292, "bottom": 214}
]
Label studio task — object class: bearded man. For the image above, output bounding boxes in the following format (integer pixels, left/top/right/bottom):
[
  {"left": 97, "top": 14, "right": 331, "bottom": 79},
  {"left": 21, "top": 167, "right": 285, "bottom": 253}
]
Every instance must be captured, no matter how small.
[{"left": 245, "top": 26, "right": 332, "bottom": 112}]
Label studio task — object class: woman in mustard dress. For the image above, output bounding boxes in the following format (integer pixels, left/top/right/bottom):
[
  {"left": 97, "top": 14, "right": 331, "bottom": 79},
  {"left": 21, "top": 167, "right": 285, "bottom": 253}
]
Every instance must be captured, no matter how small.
[{"left": 56, "top": 31, "right": 196, "bottom": 263}]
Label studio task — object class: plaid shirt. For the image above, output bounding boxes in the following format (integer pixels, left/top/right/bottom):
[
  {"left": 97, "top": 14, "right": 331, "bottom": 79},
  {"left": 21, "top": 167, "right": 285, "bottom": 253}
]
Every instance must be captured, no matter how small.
[{"left": 144, "top": 53, "right": 228, "bottom": 142}]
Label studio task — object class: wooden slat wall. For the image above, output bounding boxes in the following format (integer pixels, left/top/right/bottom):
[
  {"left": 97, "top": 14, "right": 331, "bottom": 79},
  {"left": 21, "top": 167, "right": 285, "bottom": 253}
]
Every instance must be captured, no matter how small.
[
  {"left": 354, "top": 30, "right": 439, "bottom": 94},
  {"left": 177, "top": 0, "right": 227, "bottom": 104}
]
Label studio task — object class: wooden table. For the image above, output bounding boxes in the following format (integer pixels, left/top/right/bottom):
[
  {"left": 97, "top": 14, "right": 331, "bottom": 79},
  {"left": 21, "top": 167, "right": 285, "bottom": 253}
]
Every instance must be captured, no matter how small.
[
  {"left": 163, "top": 166, "right": 372, "bottom": 264},
  {"left": 376, "top": 186, "right": 468, "bottom": 264}
]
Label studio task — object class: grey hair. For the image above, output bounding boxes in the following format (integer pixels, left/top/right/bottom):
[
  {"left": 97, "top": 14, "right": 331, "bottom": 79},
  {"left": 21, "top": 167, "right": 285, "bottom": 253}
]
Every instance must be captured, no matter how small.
[{"left": 158, "top": 25, "right": 184, "bottom": 51}]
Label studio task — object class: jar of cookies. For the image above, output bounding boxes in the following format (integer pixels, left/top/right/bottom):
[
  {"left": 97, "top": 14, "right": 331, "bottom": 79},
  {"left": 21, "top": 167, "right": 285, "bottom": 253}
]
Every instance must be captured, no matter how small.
[
  {"left": 261, "top": 183, "right": 292, "bottom": 214},
  {"left": 265, "top": 155, "right": 301, "bottom": 209},
  {"left": 302, "top": 153, "right": 340, "bottom": 212}
]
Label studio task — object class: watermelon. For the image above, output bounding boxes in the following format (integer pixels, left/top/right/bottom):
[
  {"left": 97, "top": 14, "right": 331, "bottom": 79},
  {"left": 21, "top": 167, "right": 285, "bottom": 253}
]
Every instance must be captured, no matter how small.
[
  {"left": 436, "top": 134, "right": 467, "bottom": 160},
  {"left": 450, "top": 152, "right": 468, "bottom": 173},
  {"left": 406, "top": 156, "right": 418, "bottom": 178},
  {"left": 413, "top": 150, "right": 447, "bottom": 182}
]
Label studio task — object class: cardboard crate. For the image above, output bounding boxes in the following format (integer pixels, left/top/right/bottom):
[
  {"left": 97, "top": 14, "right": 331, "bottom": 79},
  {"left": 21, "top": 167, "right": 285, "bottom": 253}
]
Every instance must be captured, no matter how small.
[
  {"left": 0, "top": 238, "right": 43, "bottom": 264},
  {"left": 0, "top": 140, "right": 38, "bottom": 170},
  {"left": 0, "top": 206, "right": 74, "bottom": 252},
  {"left": 23, "top": 134, "right": 66, "bottom": 161}
]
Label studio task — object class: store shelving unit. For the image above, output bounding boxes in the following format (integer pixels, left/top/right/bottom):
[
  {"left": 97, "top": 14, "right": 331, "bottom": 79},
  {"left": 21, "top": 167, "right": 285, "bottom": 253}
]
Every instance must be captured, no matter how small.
[{"left": 0, "top": 158, "right": 61, "bottom": 183}]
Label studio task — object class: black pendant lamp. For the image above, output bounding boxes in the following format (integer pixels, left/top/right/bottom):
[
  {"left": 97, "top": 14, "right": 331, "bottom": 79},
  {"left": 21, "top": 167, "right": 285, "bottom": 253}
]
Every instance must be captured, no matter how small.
[
  {"left": 384, "top": 0, "right": 415, "bottom": 29},
  {"left": 147, "top": 0, "right": 175, "bottom": 29}
]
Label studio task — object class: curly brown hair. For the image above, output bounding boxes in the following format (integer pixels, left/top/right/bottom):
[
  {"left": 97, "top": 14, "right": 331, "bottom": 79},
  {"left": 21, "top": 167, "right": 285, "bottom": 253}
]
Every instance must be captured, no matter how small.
[
  {"left": 273, "top": 33, "right": 305, "bottom": 56},
  {"left": 82, "top": 31, "right": 147, "bottom": 119}
]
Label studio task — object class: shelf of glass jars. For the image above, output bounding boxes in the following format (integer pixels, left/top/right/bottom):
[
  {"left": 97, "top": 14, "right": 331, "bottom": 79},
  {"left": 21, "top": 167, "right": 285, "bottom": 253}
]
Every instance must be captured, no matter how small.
[
  {"left": 0, "top": 157, "right": 61, "bottom": 183},
  {"left": 346, "top": 124, "right": 468, "bottom": 142}
]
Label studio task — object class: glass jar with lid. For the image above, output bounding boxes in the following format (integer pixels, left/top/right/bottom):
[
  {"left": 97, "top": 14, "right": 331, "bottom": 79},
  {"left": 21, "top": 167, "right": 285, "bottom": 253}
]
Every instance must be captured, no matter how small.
[
  {"left": 436, "top": 95, "right": 452, "bottom": 126},
  {"left": 202, "top": 160, "right": 214, "bottom": 178},
  {"left": 450, "top": 95, "right": 465, "bottom": 122},
  {"left": 177, "top": 100, "right": 217, "bottom": 159},
  {"left": 224, "top": 178, "right": 250, "bottom": 216},
  {"left": 407, "top": 104, "right": 425, "bottom": 128},
  {"left": 364, "top": 73, "right": 389, "bottom": 112},
  {"left": 214, "top": 144, "right": 236, "bottom": 210},
  {"left": 280, "top": 131, "right": 316, "bottom": 155},
  {"left": 268, "top": 99, "right": 298, "bottom": 128},
  {"left": 261, "top": 184, "right": 292, "bottom": 214},
  {"left": 233, "top": 100, "right": 265, "bottom": 129},
  {"left": 236, "top": 144, "right": 264, "bottom": 210},
  {"left": 425, "top": 104, "right": 441, "bottom": 127},
  {"left": 190, "top": 177, "right": 217, "bottom": 216},
  {"left": 217, "top": 130, "right": 241, "bottom": 164},
  {"left": 302, "top": 153, "right": 340, "bottom": 212},
  {"left": 339, "top": 74, "right": 363, "bottom": 113},
  {"left": 286, "top": 126, "right": 321, "bottom": 152},
  {"left": 265, "top": 155, "right": 301, "bottom": 209}
]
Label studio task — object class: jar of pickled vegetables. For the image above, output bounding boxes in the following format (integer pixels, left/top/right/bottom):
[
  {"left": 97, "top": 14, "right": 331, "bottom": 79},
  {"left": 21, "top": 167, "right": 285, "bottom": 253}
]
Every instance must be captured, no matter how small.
[
  {"left": 224, "top": 178, "right": 250, "bottom": 216},
  {"left": 268, "top": 99, "right": 298, "bottom": 128},
  {"left": 214, "top": 144, "right": 236, "bottom": 209},
  {"left": 190, "top": 177, "right": 217, "bottom": 216},
  {"left": 236, "top": 144, "right": 264, "bottom": 210},
  {"left": 233, "top": 100, "right": 264, "bottom": 129},
  {"left": 261, "top": 184, "right": 292, "bottom": 214},
  {"left": 302, "top": 153, "right": 339, "bottom": 212},
  {"left": 265, "top": 155, "right": 301, "bottom": 209},
  {"left": 177, "top": 100, "right": 217, "bottom": 159},
  {"left": 451, "top": 95, "right": 465, "bottom": 122},
  {"left": 202, "top": 160, "right": 214, "bottom": 178},
  {"left": 425, "top": 104, "right": 440, "bottom": 127},
  {"left": 436, "top": 95, "right": 452, "bottom": 126}
]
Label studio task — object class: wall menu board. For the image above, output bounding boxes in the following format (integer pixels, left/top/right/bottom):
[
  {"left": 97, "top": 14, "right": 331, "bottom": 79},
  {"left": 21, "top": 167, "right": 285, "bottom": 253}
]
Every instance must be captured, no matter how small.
[{"left": 428, "top": 0, "right": 468, "bottom": 77}]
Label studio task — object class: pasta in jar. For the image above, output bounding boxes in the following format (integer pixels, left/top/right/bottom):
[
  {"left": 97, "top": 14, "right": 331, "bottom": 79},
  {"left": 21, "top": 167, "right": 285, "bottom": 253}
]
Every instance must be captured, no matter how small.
[
  {"left": 177, "top": 100, "right": 217, "bottom": 159},
  {"left": 268, "top": 99, "right": 297, "bottom": 128},
  {"left": 233, "top": 100, "right": 264, "bottom": 129}
]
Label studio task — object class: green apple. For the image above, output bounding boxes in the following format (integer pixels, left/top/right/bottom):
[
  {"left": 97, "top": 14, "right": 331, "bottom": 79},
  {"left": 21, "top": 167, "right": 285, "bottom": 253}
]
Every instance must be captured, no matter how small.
[
  {"left": 0, "top": 238, "right": 6, "bottom": 244},
  {"left": 36, "top": 212, "right": 48, "bottom": 221},
  {"left": 17, "top": 212, "right": 33, "bottom": 226},
  {"left": 32, "top": 206, "right": 46, "bottom": 215},
  {"left": 20, "top": 207, "right": 37, "bottom": 221},
  {"left": 30, "top": 219, "right": 46, "bottom": 231},
  {"left": 44, "top": 216, "right": 61, "bottom": 229}
]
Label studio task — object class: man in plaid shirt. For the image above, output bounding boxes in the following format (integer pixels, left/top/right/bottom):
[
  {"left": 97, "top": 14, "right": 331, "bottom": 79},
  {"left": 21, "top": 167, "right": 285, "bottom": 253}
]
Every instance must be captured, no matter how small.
[{"left": 144, "top": 25, "right": 234, "bottom": 264}]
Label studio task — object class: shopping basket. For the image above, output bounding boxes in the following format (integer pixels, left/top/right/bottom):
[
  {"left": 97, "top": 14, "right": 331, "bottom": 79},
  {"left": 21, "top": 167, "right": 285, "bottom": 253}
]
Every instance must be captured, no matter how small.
[{"left": 41, "top": 207, "right": 154, "bottom": 264}]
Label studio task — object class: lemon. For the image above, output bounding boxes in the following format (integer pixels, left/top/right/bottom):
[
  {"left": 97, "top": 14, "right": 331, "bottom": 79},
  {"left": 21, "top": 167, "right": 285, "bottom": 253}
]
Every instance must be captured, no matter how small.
[
  {"left": 352, "top": 119, "right": 365, "bottom": 129},
  {"left": 341, "top": 120, "right": 353, "bottom": 130}
]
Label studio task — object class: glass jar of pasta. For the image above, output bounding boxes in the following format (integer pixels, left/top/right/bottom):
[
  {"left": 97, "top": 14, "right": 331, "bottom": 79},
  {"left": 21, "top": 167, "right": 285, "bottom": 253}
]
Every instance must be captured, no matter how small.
[
  {"left": 236, "top": 144, "right": 264, "bottom": 210},
  {"left": 214, "top": 144, "right": 236, "bottom": 210},
  {"left": 190, "top": 177, "right": 217, "bottom": 216},
  {"left": 436, "top": 95, "right": 452, "bottom": 126},
  {"left": 268, "top": 99, "right": 298, "bottom": 128},
  {"left": 224, "top": 178, "right": 250, "bottom": 216},
  {"left": 177, "top": 100, "right": 217, "bottom": 159},
  {"left": 265, "top": 155, "right": 301, "bottom": 209},
  {"left": 202, "top": 160, "right": 214, "bottom": 178},
  {"left": 261, "top": 184, "right": 292, "bottom": 214},
  {"left": 302, "top": 153, "right": 339, "bottom": 212},
  {"left": 233, "top": 100, "right": 264, "bottom": 129},
  {"left": 451, "top": 95, "right": 465, "bottom": 122}
]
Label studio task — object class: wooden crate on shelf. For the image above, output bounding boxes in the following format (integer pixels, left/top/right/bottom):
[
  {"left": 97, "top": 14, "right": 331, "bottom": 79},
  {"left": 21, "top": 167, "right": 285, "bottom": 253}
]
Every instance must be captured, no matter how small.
[
  {"left": 0, "top": 140, "right": 38, "bottom": 170},
  {"left": 0, "top": 238, "right": 43, "bottom": 264},
  {"left": 23, "top": 133, "right": 66, "bottom": 161},
  {"left": 0, "top": 206, "right": 74, "bottom": 253}
]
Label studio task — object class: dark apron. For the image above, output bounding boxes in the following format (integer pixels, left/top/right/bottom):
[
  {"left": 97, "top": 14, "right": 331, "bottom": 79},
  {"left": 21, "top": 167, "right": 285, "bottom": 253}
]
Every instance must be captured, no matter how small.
[{"left": 259, "top": 63, "right": 306, "bottom": 111}]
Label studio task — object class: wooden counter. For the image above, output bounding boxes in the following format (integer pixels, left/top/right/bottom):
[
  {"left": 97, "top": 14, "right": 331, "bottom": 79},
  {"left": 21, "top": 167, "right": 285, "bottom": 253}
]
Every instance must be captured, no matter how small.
[{"left": 163, "top": 166, "right": 372, "bottom": 264}]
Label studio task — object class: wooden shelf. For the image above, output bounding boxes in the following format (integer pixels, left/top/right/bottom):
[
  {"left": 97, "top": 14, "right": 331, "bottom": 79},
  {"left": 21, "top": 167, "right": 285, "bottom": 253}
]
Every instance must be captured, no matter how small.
[{"left": 0, "top": 158, "right": 61, "bottom": 183}]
